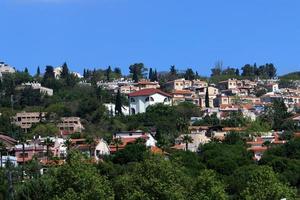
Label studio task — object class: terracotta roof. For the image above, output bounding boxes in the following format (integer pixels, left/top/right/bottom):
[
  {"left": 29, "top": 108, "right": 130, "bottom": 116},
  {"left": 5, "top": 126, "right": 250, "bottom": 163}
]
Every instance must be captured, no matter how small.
[
  {"left": 0, "top": 134, "right": 17, "bottom": 145},
  {"left": 128, "top": 88, "right": 172, "bottom": 97},
  {"left": 248, "top": 146, "right": 268, "bottom": 152},
  {"left": 109, "top": 135, "right": 149, "bottom": 153}
]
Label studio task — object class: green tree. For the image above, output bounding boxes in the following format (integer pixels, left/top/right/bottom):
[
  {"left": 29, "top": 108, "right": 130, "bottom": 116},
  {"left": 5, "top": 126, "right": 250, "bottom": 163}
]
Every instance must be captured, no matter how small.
[
  {"left": 112, "top": 137, "right": 123, "bottom": 152},
  {"left": 230, "top": 165, "right": 296, "bottom": 200},
  {"left": 31, "top": 123, "right": 58, "bottom": 138},
  {"left": 60, "top": 62, "right": 70, "bottom": 79},
  {"left": 44, "top": 137, "right": 54, "bottom": 161},
  {"left": 113, "top": 157, "right": 189, "bottom": 200},
  {"left": 15, "top": 151, "right": 114, "bottom": 200},
  {"left": 129, "top": 63, "right": 147, "bottom": 83},
  {"left": 148, "top": 68, "right": 153, "bottom": 80},
  {"left": 184, "top": 68, "right": 195, "bottom": 81},
  {"left": 205, "top": 87, "right": 209, "bottom": 108},
  {"left": 36, "top": 66, "right": 41, "bottom": 77},
  {"left": 106, "top": 66, "right": 112, "bottom": 81},
  {"left": 190, "top": 170, "right": 228, "bottom": 200},
  {"left": 115, "top": 89, "right": 123, "bottom": 116}
]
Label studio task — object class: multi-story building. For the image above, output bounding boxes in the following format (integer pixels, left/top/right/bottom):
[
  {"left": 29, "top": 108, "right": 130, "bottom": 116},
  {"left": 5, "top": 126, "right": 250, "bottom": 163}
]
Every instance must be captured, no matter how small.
[
  {"left": 12, "top": 112, "right": 46, "bottom": 132},
  {"left": 128, "top": 88, "right": 172, "bottom": 115},
  {"left": 171, "top": 90, "right": 195, "bottom": 105},
  {"left": 218, "top": 78, "right": 238, "bottom": 90},
  {"left": 164, "top": 78, "right": 192, "bottom": 91},
  {"left": 57, "top": 117, "right": 84, "bottom": 136}
]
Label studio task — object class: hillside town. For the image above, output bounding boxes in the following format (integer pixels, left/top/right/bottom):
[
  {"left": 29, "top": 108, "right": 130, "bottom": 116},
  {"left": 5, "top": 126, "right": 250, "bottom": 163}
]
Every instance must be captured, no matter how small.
[{"left": 0, "top": 61, "right": 300, "bottom": 199}]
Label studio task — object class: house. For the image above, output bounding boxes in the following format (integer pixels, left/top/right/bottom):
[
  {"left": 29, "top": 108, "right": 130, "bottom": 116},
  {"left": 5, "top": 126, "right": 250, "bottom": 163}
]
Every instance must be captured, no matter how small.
[
  {"left": 54, "top": 67, "right": 82, "bottom": 79},
  {"left": 247, "top": 133, "right": 286, "bottom": 161},
  {"left": 14, "top": 143, "right": 46, "bottom": 164},
  {"left": 57, "top": 117, "right": 84, "bottom": 136},
  {"left": 164, "top": 78, "right": 192, "bottom": 91},
  {"left": 266, "top": 83, "right": 279, "bottom": 92},
  {"left": 94, "top": 139, "right": 110, "bottom": 161},
  {"left": 0, "top": 134, "right": 17, "bottom": 149},
  {"left": 52, "top": 138, "right": 67, "bottom": 158},
  {"left": 174, "top": 133, "right": 210, "bottom": 152},
  {"left": 119, "top": 85, "right": 139, "bottom": 94},
  {"left": 109, "top": 131, "right": 157, "bottom": 153},
  {"left": 0, "top": 62, "right": 15, "bottom": 78},
  {"left": 1, "top": 156, "right": 17, "bottom": 167},
  {"left": 171, "top": 90, "right": 195, "bottom": 105},
  {"left": 218, "top": 78, "right": 238, "bottom": 90},
  {"left": 128, "top": 88, "right": 172, "bottom": 115},
  {"left": 136, "top": 81, "right": 160, "bottom": 90},
  {"left": 12, "top": 112, "right": 46, "bottom": 132},
  {"left": 21, "top": 82, "right": 53, "bottom": 96}
]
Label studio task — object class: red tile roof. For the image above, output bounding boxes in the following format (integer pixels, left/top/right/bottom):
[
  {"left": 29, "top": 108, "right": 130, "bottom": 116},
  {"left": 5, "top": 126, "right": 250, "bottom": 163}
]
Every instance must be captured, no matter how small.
[{"left": 128, "top": 88, "right": 172, "bottom": 97}]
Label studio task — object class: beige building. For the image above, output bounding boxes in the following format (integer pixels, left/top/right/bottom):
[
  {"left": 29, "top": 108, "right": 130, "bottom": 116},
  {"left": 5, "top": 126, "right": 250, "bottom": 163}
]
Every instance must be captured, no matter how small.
[
  {"left": 192, "top": 80, "right": 208, "bottom": 88},
  {"left": 171, "top": 90, "right": 195, "bottom": 105},
  {"left": 164, "top": 79, "right": 192, "bottom": 91},
  {"left": 136, "top": 81, "right": 160, "bottom": 90},
  {"left": 57, "top": 117, "right": 84, "bottom": 135},
  {"left": 218, "top": 78, "right": 238, "bottom": 90},
  {"left": 12, "top": 112, "right": 46, "bottom": 131}
]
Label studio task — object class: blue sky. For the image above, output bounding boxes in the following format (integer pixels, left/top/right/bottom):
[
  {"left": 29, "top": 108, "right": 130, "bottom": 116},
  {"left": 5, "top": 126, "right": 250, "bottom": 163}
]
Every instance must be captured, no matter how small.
[{"left": 1, "top": 0, "right": 300, "bottom": 76}]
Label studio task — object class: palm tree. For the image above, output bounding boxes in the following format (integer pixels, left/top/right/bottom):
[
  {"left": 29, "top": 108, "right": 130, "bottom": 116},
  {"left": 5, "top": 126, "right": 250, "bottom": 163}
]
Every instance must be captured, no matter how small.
[
  {"left": 44, "top": 137, "right": 54, "bottom": 161},
  {"left": 85, "top": 136, "right": 95, "bottom": 158},
  {"left": 112, "top": 137, "right": 123, "bottom": 152},
  {"left": 0, "top": 141, "right": 6, "bottom": 168},
  {"left": 182, "top": 135, "right": 193, "bottom": 151}
]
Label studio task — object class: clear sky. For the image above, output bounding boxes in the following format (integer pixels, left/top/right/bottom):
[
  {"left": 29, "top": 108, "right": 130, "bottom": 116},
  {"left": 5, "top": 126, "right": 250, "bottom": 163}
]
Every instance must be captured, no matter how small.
[{"left": 1, "top": 0, "right": 300, "bottom": 76}]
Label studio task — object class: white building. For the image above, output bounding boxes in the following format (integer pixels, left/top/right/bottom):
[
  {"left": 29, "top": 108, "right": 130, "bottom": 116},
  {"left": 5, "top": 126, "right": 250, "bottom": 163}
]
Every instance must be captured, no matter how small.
[
  {"left": 115, "top": 130, "right": 157, "bottom": 147},
  {"left": 0, "top": 62, "right": 15, "bottom": 79},
  {"left": 54, "top": 67, "right": 82, "bottom": 79},
  {"left": 22, "top": 82, "right": 53, "bottom": 96},
  {"left": 94, "top": 139, "right": 110, "bottom": 161},
  {"left": 128, "top": 88, "right": 172, "bottom": 115}
]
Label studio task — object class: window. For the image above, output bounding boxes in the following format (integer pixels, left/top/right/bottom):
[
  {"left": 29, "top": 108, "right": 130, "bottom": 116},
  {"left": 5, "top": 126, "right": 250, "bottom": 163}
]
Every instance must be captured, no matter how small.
[
  {"left": 145, "top": 97, "right": 150, "bottom": 102},
  {"left": 130, "top": 98, "right": 136, "bottom": 102},
  {"left": 150, "top": 97, "right": 154, "bottom": 101},
  {"left": 164, "top": 98, "right": 169, "bottom": 103}
]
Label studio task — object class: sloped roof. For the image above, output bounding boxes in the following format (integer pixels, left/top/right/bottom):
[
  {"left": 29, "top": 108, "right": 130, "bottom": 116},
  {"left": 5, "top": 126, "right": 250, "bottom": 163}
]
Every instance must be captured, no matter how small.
[{"left": 128, "top": 88, "right": 172, "bottom": 97}]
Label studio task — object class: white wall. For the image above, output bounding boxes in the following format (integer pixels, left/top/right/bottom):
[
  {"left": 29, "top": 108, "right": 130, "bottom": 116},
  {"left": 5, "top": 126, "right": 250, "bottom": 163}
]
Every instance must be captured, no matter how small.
[{"left": 129, "top": 93, "right": 171, "bottom": 114}]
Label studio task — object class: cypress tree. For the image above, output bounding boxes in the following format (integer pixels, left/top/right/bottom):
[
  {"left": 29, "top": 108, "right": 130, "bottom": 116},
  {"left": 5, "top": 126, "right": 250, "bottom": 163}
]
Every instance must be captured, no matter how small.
[
  {"left": 61, "top": 62, "right": 69, "bottom": 79},
  {"left": 83, "top": 69, "right": 86, "bottom": 79},
  {"left": 115, "top": 89, "right": 123, "bottom": 115},
  {"left": 205, "top": 87, "right": 210, "bottom": 108},
  {"left": 36, "top": 66, "right": 40, "bottom": 77},
  {"left": 106, "top": 66, "right": 112, "bottom": 81},
  {"left": 149, "top": 68, "right": 153, "bottom": 80},
  {"left": 24, "top": 67, "right": 29, "bottom": 74},
  {"left": 133, "top": 70, "right": 139, "bottom": 83}
]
